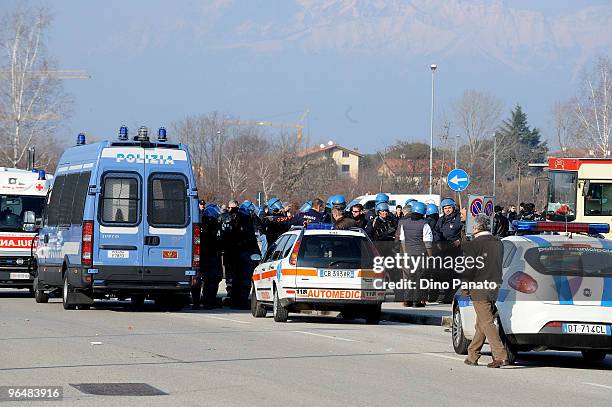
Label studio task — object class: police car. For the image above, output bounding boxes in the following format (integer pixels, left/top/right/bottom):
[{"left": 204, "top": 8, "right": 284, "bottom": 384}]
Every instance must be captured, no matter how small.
[
  {"left": 452, "top": 221, "right": 612, "bottom": 363},
  {"left": 251, "top": 224, "right": 385, "bottom": 323}
]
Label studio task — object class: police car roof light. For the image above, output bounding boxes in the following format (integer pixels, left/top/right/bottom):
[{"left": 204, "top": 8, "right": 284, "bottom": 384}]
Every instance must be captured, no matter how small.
[
  {"left": 118, "top": 125, "right": 129, "bottom": 140},
  {"left": 512, "top": 220, "right": 610, "bottom": 234},
  {"left": 76, "top": 133, "right": 86, "bottom": 146},
  {"left": 158, "top": 127, "right": 167, "bottom": 142},
  {"left": 306, "top": 223, "right": 335, "bottom": 230}
]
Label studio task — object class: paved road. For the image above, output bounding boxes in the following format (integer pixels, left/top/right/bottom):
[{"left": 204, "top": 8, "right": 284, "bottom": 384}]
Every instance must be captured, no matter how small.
[{"left": 0, "top": 289, "right": 610, "bottom": 406}]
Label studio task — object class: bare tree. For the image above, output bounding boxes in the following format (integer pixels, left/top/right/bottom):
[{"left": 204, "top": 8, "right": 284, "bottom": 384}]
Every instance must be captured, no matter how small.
[
  {"left": 551, "top": 101, "right": 579, "bottom": 155},
  {"left": 574, "top": 56, "right": 611, "bottom": 157},
  {"left": 0, "top": 5, "right": 71, "bottom": 168},
  {"left": 451, "top": 90, "right": 503, "bottom": 179}
]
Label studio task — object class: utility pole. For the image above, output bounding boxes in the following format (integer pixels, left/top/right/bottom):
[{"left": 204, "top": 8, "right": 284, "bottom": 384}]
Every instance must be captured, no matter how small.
[{"left": 493, "top": 132, "right": 497, "bottom": 196}]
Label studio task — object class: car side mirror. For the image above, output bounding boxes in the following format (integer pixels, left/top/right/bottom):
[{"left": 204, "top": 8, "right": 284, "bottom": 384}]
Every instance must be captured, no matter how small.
[
  {"left": 23, "top": 211, "right": 36, "bottom": 232},
  {"left": 250, "top": 253, "right": 262, "bottom": 262}
]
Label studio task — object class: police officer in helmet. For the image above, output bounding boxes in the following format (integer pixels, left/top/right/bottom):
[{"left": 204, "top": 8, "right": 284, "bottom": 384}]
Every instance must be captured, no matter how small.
[
  {"left": 262, "top": 197, "right": 291, "bottom": 245},
  {"left": 197, "top": 204, "right": 223, "bottom": 310},
  {"left": 434, "top": 197, "right": 463, "bottom": 303}
]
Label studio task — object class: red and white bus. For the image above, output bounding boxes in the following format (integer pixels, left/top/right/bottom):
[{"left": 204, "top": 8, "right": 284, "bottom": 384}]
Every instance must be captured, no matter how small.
[{"left": 545, "top": 157, "right": 612, "bottom": 238}]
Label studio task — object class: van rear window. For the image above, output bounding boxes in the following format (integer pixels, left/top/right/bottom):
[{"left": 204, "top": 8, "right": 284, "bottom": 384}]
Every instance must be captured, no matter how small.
[
  {"left": 101, "top": 176, "right": 140, "bottom": 225},
  {"left": 297, "top": 235, "right": 374, "bottom": 269},
  {"left": 148, "top": 174, "right": 188, "bottom": 227}
]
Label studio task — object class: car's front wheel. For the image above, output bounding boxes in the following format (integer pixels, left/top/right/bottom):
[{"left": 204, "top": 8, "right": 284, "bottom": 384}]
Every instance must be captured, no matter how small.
[{"left": 452, "top": 305, "right": 470, "bottom": 355}]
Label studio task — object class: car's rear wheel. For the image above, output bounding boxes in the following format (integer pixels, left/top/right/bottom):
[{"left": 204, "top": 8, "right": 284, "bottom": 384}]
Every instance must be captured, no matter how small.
[
  {"left": 33, "top": 277, "right": 48, "bottom": 304},
  {"left": 341, "top": 306, "right": 356, "bottom": 321},
  {"left": 497, "top": 318, "right": 517, "bottom": 365},
  {"left": 581, "top": 350, "right": 606, "bottom": 362},
  {"left": 62, "top": 275, "right": 76, "bottom": 310},
  {"left": 452, "top": 305, "right": 470, "bottom": 355},
  {"left": 273, "top": 287, "right": 288, "bottom": 322},
  {"left": 251, "top": 285, "right": 267, "bottom": 318},
  {"left": 131, "top": 294, "right": 146, "bottom": 309}
]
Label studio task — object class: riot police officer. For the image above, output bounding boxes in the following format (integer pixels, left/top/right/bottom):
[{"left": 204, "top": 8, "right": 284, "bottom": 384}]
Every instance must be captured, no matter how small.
[
  {"left": 434, "top": 197, "right": 463, "bottom": 303},
  {"left": 262, "top": 198, "right": 291, "bottom": 245},
  {"left": 366, "top": 202, "right": 397, "bottom": 256},
  {"left": 292, "top": 198, "right": 325, "bottom": 226},
  {"left": 198, "top": 204, "right": 223, "bottom": 310}
]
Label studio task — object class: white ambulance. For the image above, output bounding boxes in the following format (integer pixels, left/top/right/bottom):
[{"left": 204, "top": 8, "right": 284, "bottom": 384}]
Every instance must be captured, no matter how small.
[{"left": 0, "top": 167, "right": 52, "bottom": 291}]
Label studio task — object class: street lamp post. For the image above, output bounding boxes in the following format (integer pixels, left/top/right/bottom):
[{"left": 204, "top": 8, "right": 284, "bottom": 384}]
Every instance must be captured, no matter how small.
[
  {"left": 429, "top": 64, "right": 437, "bottom": 195},
  {"left": 493, "top": 132, "right": 497, "bottom": 196},
  {"left": 454, "top": 134, "right": 459, "bottom": 168}
]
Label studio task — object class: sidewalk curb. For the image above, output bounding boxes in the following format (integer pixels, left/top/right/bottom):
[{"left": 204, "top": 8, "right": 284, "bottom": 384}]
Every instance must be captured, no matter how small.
[{"left": 382, "top": 310, "right": 452, "bottom": 327}]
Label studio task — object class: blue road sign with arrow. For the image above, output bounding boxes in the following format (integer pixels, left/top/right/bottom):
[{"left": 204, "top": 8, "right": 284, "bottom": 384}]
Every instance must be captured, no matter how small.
[{"left": 447, "top": 168, "right": 470, "bottom": 192}]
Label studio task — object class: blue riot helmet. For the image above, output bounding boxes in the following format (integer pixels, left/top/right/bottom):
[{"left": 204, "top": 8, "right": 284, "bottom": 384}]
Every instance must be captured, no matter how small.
[
  {"left": 375, "top": 193, "right": 389, "bottom": 204},
  {"left": 405, "top": 198, "right": 417, "bottom": 207},
  {"left": 267, "top": 198, "right": 284, "bottom": 213},
  {"left": 375, "top": 202, "right": 390, "bottom": 213},
  {"left": 440, "top": 197, "right": 456, "bottom": 209},
  {"left": 254, "top": 205, "right": 264, "bottom": 217},
  {"left": 203, "top": 203, "right": 221, "bottom": 219},
  {"left": 411, "top": 202, "right": 427, "bottom": 216},
  {"left": 425, "top": 203, "right": 439, "bottom": 216},
  {"left": 325, "top": 196, "right": 335, "bottom": 210},
  {"left": 299, "top": 200, "right": 313, "bottom": 213},
  {"left": 331, "top": 194, "right": 346, "bottom": 209}
]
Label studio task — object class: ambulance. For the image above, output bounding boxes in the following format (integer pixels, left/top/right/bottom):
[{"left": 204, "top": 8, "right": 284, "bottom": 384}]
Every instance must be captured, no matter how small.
[
  {"left": 33, "top": 127, "right": 200, "bottom": 310},
  {"left": 0, "top": 167, "right": 52, "bottom": 291},
  {"left": 251, "top": 224, "right": 385, "bottom": 323}
]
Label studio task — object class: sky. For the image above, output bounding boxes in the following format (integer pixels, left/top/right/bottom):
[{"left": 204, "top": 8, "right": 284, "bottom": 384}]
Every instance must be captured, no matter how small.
[{"left": 4, "top": 0, "right": 612, "bottom": 153}]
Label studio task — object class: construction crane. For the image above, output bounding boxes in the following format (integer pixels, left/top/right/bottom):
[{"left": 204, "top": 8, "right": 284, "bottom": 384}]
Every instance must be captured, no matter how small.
[{"left": 226, "top": 109, "right": 309, "bottom": 142}]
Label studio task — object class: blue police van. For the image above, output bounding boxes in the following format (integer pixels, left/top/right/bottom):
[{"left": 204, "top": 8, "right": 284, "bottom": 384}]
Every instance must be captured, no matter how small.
[{"left": 33, "top": 126, "right": 200, "bottom": 310}]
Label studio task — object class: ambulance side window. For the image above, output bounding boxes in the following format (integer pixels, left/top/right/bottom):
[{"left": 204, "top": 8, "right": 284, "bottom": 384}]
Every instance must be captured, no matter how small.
[
  {"left": 281, "top": 235, "right": 297, "bottom": 258},
  {"left": 46, "top": 175, "right": 65, "bottom": 227},
  {"left": 270, "top": 236, "right": 289, "bottom": 262}
]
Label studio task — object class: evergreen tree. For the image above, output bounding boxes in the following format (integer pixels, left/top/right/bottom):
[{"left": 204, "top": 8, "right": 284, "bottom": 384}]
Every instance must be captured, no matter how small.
[{"left": 497, "top": 105, "right": 548, "bottom": 178}]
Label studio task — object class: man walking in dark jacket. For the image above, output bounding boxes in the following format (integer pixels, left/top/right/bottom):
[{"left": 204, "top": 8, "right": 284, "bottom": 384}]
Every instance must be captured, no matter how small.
[
  {"left": 492, "top": 205, "right": 509, "bottom": 238},
  {"left": 461, "top": 214, "right": 509, "bottom": 368}
]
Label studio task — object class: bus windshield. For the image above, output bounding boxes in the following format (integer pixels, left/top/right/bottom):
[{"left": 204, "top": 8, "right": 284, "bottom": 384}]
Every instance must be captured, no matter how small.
[
  {"left": 0, "top": 195, "right": 45, "bottom": 232},
  {"left": 546, "top": 171, "right": 577, "bottom": 222}
]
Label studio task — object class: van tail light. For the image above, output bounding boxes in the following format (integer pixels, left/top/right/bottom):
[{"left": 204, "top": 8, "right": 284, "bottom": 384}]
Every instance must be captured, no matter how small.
[
  {"left": 289, "top": 238, "right": 301, "bottom": 266},
  {"left": 508, "top": 271, "right": 538, "bottom": 294},
  {"left": 81, "top": 220, "right": 94, "bottom": 267},
  {"left": 192, "top": 224, "right": 200, "bottom": 269}
]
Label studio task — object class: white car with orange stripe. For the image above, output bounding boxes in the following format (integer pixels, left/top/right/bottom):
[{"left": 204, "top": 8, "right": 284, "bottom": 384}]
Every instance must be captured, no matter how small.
[{"left": 251, "top": 224, "right": 385, "bottom": 323}]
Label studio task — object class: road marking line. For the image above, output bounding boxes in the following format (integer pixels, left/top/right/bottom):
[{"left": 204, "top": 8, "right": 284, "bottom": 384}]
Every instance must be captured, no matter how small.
[
  {"left": 583, "top": 382, "right": 612, "bottom": 390},
  {"left": 293, "top": 331, "right": 358, "bottom": 342},
  {"left": 423, "top": 352, "right": 465, "bottom": 362},
  {"left": 202, "top": 315, "right": 252, "bottom": 324}
]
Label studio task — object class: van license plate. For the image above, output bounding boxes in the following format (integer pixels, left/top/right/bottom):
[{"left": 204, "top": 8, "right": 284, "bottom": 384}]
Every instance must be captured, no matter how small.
[
  {"left": 319, "top": 270, "right": 354, "bottom": 278},
  {"left": 562, "top": 323, "right": 611, "bottom": 335},
  {"left": 10, "top": 273, "right": 30, "bottom": 280},
  {"left": 108, "top": 250, "right": 129, "bottom": 259}
]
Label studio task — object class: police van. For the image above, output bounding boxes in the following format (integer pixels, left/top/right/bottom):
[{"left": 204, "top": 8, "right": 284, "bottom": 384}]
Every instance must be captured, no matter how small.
[
  {"left": 0, "top": 168, "right": 52, "bottom": 291},
  {"left": 33, "top": 127, "right": 200, "bottom": 310}
]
